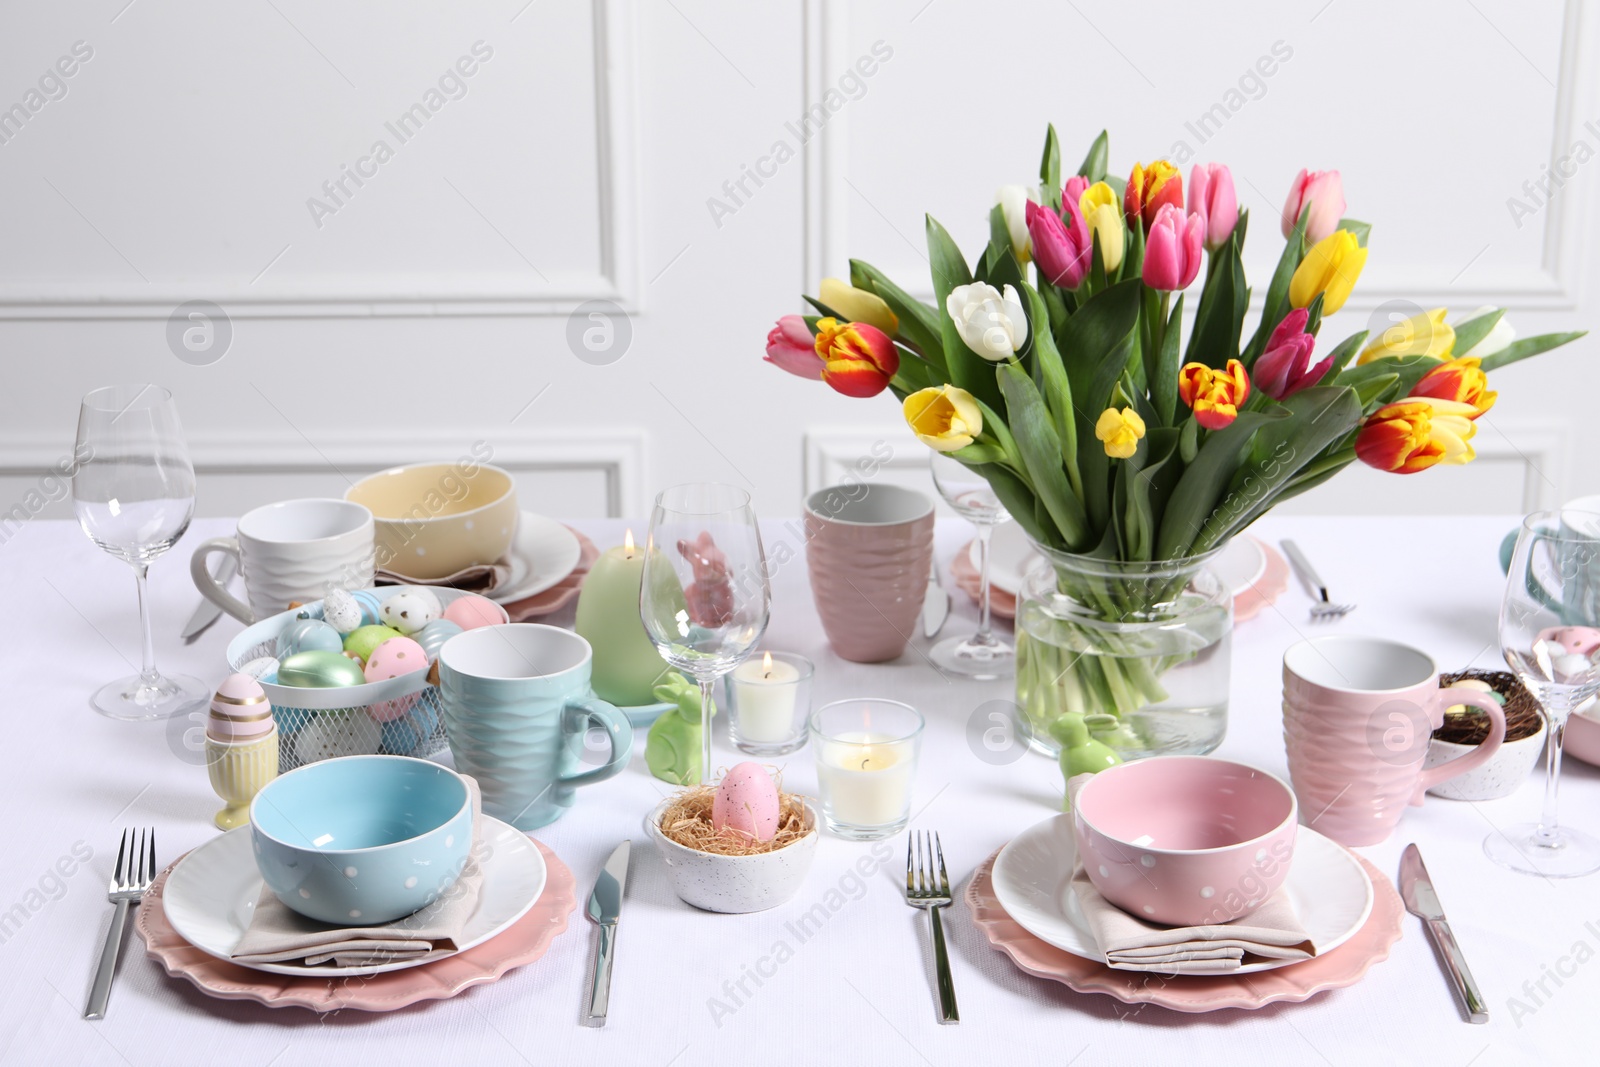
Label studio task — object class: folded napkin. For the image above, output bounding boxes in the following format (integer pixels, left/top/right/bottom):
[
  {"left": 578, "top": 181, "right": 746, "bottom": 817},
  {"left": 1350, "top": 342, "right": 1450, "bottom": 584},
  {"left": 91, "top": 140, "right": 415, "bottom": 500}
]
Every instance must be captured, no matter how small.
[
  {"left": 232, "top": 780, "right": 485, "bottom": 969},
  {"left": 1069, "top": 865, "right": 1315, "bottom": 974},
  {"left": 375, "top": 558, "right": 514, "bottom": 594}
]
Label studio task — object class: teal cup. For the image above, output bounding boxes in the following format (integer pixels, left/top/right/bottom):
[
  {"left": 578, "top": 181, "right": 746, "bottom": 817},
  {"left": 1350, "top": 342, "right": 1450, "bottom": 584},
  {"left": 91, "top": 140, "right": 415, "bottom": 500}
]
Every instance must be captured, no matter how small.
[{"left": 438, "top": 624, "right": 633, "bottom": 830}]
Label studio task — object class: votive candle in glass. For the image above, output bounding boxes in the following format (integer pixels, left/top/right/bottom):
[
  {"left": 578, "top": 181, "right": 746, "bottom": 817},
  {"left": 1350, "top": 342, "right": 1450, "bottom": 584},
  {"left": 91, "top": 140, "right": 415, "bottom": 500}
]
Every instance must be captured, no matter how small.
[
  {"left": 810, "top": 698, "right": 923, "bottom": 840},
  {"left": 725, "top": 651, "right": 813, "bottom": 755}
]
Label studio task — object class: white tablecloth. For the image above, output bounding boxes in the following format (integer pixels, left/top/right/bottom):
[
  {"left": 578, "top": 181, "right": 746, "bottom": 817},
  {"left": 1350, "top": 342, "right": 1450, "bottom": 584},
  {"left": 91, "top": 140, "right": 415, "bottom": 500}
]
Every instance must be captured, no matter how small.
[{"left": 1, "top": 514, "right": 1595, "bottom": 1066}]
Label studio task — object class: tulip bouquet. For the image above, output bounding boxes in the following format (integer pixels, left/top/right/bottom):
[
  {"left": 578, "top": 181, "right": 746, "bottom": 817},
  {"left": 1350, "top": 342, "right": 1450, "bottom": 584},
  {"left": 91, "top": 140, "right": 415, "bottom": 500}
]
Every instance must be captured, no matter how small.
[{"left": 765, "top": 125, "right": 1585, "bottom": 750}]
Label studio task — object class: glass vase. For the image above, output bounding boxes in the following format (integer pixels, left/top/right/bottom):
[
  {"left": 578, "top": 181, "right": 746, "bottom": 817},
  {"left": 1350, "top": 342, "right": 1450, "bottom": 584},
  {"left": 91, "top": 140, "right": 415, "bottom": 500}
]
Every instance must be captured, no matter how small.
[{"left": 1014, "top": 540, "right": 1232, "bottom": 761}]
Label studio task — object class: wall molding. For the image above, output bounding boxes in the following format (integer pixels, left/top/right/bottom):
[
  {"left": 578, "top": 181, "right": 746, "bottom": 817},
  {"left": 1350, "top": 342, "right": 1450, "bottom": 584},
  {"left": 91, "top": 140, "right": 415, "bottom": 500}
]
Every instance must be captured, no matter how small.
[
  {"left": 0, "top": 0, "right": 640, "bottom": 321},
  {"left": 803, "top": 424, "right": 922, "bottom": 497}
]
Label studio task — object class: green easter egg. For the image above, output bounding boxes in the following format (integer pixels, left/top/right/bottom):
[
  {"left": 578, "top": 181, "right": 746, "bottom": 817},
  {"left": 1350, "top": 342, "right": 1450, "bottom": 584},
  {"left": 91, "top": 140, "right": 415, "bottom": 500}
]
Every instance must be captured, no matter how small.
[
  {"left": 344, "top": 624, "right": 403, "bottom": 662},
  {"left": 278, "top": 650, "right": 366, "bottom": 688}
]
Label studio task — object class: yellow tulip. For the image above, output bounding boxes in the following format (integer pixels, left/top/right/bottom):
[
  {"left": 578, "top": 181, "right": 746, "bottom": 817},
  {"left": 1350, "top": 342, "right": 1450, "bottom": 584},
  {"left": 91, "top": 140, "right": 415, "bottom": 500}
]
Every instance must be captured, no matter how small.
[
  {"left": 819, "top": 277, "right": 899, "bottom": 336},
  {"left": 1094, "top": 407, "right": 1146, "bottom": 460},
  {"left": 903, "top": 385, "right": 982, "bottom": 452},
  {"left": 1079, "top": 182, "right": 1124, "bottom": 271},
  {"left": 1288, "top": 230, "right": 1367, "bottom": 315},
  {"left": 1356, "top": 307, "right": 1455, "bottom": 365}
]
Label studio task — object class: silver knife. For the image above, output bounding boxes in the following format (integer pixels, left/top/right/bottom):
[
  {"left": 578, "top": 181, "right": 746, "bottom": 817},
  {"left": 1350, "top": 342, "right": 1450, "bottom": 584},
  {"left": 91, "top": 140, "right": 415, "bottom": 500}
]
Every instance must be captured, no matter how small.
[
  {"left": 582, "top": 840, "right": 630, "bottom": 1027},
  {"left": 1399, "top": 843, "right": 1489, "bottom": 1024},
  {"left": 181, "top": 553, "right": 237, "bottom": 642},
  {"left": 921, "top": 555, "right": 950, "bottom": 639}
]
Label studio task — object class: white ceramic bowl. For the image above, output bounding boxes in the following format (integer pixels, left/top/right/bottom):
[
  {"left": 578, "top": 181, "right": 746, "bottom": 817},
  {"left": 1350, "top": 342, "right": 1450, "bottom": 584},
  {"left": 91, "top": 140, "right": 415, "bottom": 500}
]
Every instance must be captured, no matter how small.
[
  {"left": 1425, "top": 718, "right": 1547, "bottom": 801},
  {"left": 646, "top": 798, "right": 819, "bottom": 913}
]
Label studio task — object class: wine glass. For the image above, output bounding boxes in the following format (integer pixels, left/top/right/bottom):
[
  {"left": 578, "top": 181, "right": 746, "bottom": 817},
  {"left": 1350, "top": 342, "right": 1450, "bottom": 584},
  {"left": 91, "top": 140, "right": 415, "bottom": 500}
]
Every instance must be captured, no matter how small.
[
  {"left": 930, "top": 453, "right": 1014, "bottom": 679},
  {"left": 639, "top": 483, "right": 770, "bottom": 783},
  {"left": 1485, "top": 508, "right": 1600, "bottom": 877},
  {"left": 72, "top": 385, "right": 208, "bottom": 720}
]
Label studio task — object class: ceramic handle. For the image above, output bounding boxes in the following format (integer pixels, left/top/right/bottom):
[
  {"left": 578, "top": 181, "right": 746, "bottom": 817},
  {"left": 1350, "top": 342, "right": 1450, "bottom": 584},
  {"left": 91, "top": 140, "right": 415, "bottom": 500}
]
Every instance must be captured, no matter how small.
[
  {"left": 190, "top": 537, "right": 253, "bottom": 623},
  {"left": 1418, "top": 688, "right": 1506, "bottom": 796},
  {"left": 559, "top": 697, "right": 634, "bottom": 790}
]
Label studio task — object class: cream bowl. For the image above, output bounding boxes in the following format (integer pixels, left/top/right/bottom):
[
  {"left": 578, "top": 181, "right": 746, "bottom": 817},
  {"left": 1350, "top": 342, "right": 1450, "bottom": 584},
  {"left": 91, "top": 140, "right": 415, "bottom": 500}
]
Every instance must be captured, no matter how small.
[
  {"left": 346, "top": 462, "right": 518, "bottom": 580},
  {"left": 646, "top": 798, "right": 819, "bottom": 913}
]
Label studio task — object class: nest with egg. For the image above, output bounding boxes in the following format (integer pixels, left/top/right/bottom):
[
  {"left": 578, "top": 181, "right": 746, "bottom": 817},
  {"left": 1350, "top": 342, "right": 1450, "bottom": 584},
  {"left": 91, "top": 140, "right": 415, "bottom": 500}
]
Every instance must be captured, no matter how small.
[
  {"left": 657, "top": 767, "right": 814, "bottom": 857},
  {"left": 1436, "top": 668, "right": 1542, "bottom": 745}
]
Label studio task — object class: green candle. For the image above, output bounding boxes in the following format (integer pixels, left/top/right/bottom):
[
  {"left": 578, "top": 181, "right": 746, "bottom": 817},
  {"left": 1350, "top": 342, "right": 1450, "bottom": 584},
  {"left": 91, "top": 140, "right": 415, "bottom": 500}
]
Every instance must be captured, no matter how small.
[{"left": 576, "top": 530, "right": 670, "bottom": 706}]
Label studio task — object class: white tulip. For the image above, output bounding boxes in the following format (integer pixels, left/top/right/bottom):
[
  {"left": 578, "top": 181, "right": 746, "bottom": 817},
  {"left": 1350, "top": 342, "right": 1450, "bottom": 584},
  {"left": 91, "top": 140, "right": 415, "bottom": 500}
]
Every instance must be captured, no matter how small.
[
  {"left": 1452, "top": 305, "right": 1517, "bottom": 359},
  {"left": 946, "top": 282, "right": 1029, "bottom": 362},
  {"left": 995, "top": 185, "right": 1037, "bottom": 261}
]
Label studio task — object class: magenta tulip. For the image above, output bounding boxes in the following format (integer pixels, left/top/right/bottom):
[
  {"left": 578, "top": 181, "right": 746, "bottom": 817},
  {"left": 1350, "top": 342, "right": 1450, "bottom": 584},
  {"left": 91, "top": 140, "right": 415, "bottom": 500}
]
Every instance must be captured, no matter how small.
[
  {"left": 1188, "top": 163, "right": 1238, "bottom": 252},
  {"left": 1141, "top": 203, "right": 1203, "bottom": 291},
  {"left": 1026, "top": 198, "right": 1092, "bottom": 290},
  {"left": 1280, "top": 168, "right": 1345, "bottom": 243},
  {"left": 1063, "top": 174, "right": 1090, "bottom": 208},
  {"left": 1254, "top": 308, "right": 1333, "bottom": 400},
  {"left": 764, "top": 315, "right": 825, "bottom": 379}
]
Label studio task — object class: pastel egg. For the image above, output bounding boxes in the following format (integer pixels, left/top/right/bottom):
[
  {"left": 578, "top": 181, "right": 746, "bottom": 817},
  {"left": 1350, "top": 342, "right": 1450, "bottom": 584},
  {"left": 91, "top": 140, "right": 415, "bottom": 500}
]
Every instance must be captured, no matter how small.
[
  {"left": 712, "top": 761, "right": 781, "bottom": 842},
  {"left": 294, "top": 710, "right": 381, "bottom": 763},
  {"left": 364, "top": 636, "right": 429, "bottom": 683},
  {"left": 208, "top": 673, "right": 273, "bottom": 741},
  {"left": 1446, "top": 678, "right": 1494, "bottom": 693},
  {"left": 380, "top": 592, "right": 436, "bottom": 635},
  {"left": 1538, "top": 626, "right": 1600, "bottom": 658},
  {"left": 278, "top": 650, "right": 367, "bottom": 688},
  {"left": 443, "top": 593, "right": 505, "bottom": 631},
  {"left": 321, "top": 588, "right": 365, "bottom": 634},
  {"left": 344, "top": 624, "right": 403, "bottom": 662},
  {"left": 238, "top": 656, "right": 280, "bottom": 685},
  {"left": 407, "top": 587, "right": 444, "bottom": 618},
  {"left": 351, "top": 589, "right": 385, "bottom": 626},
  {"left": 276, "top": 618, "right": 344, "bottom": 659},
  {"left": 413, "top": 619, "right": 464, "bottom": 661}
]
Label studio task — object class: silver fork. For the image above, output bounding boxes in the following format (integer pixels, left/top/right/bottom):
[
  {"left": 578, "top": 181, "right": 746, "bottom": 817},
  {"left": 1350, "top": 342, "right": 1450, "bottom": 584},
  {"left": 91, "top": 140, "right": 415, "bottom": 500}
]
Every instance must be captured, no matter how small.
[
  {"left": 1280, "top": 540, "right": 1355, "bottom": 621},
  {"left": 84, "top": 828, "right": 155, "bottom": 1020},
  {"left": 905, "top": 831, "right": 959, "bottom": 1024}
]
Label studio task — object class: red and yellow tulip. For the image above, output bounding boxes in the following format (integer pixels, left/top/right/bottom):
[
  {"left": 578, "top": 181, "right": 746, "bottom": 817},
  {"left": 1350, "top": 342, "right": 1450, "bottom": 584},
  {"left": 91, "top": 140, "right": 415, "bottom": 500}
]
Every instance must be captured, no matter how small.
[
  {"left": 1178, "top": 359, "right": 1250, "bottom": 430},
  {"left": 1355, "top": 397, "right": 1478, "bottom": 474},
  {"left": 1407, "top": 356, "right": 1496, "bottom": 418},
  {"left": 812, "top": 317, "right": 899, "bottom": 397},
  {"left": 1123, "top": 160, "right": 1182, "bottom": 232}
]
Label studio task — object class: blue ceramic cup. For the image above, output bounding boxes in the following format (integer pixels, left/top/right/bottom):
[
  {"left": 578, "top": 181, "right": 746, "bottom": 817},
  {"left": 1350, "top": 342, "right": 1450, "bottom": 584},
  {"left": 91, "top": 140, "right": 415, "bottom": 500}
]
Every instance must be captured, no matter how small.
[{"left": 438, "top": 624, "right": 632, "bottom": 829}]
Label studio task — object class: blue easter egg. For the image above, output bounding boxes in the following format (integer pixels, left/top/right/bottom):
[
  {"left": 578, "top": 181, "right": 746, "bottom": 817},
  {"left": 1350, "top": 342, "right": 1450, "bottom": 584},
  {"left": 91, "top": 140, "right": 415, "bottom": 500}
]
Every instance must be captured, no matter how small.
[
  {"left": 276, "top": 618, "right": 344, "bottom": 659},
  {"left": 414, "top": 619, "right": 465, "bottom": 661},
  {"left": 351, "top": 588, "right": 385, "bottom": 627}
]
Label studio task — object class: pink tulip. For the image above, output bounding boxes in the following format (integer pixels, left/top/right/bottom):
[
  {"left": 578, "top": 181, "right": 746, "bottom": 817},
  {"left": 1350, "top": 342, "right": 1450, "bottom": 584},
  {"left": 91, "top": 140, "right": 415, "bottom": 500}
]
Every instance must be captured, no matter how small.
[
  {"left": 1280, "top": 169, "right": 1345, "bottom": 243},
  {"left": 764, "top": 315, "right": 825, "bottom": 379},
  {"left": 1254, "top": 308, "right": 1333, "bottom": 400},
  {"left": 1063, "top": 175, "right": 1090, "bottom": 208},
  {"left": 1188, "top": 163, "right": 1238, "bottom": 252},
  {"left": 1141, "top": 203, "right": 1203, "bottom": 291},
  {"left": 1026, "top": 198, "right": 1092, "bottom": 290}
]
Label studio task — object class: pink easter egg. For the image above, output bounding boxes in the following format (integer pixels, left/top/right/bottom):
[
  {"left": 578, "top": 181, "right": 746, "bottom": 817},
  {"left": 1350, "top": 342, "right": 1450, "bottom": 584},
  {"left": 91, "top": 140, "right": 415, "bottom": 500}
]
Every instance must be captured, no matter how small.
[
  {"left": 1538, "top": 626, "right": 1600, "bottom": 658},
  {"left": 363, "top": 637, "right": 428, "bottom": 722},
  {"left": 443, "top": 593, "right": 506, "bottom": 631},
  {"left": 208, "top": 673, "right": 274, "bottom": 741},
  {"left": 712, "top": 761, "right": 781, "bottom": 842}
]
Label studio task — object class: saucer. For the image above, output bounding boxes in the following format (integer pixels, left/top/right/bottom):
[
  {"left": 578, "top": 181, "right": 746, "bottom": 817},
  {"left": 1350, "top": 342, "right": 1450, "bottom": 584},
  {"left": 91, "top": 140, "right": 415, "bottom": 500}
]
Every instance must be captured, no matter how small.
[
  {"left": 162, "top": 815, "right": 546, "bottom": 977},
  {"left": 488, "top": 513, "right": 582, "bottom": 604},
  {"left": 992, "top": 813, "right": 1373, "bottom": 973},
  {"left": 138, "top": 838, "right": 575, "bottom": 1011}
]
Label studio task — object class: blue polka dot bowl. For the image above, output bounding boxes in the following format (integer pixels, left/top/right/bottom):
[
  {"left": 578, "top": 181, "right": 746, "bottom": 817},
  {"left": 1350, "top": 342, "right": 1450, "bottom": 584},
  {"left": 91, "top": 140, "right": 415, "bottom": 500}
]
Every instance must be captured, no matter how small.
[{"left": 250, "top": 754, "right": 473, "bottom": 925}]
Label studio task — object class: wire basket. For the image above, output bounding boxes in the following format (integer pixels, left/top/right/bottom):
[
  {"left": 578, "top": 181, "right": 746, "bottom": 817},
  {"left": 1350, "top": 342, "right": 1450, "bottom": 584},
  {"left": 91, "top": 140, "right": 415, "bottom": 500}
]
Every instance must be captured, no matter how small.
[{"left": 224, "top": 587, "right": 505, "bottom": 772}]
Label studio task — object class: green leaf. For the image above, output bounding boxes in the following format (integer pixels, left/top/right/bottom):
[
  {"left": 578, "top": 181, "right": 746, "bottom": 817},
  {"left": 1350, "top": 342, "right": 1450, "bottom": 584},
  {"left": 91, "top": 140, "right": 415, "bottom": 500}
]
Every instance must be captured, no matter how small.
[
  {"left": 1349, "top": 372, "right": 1398, "bottom": 409},
  {"left": 1077, "top": 130, "right": 1109, "bottom": 182},
  {"left": 1449, "top": 308, "right": 1505, "bottom": 359},
  {"left": 1151, "top": 293, "right": 1183, "bottom": 425},
  {"left": 927, "top": 214, "right": 1003, "bottom": 413},
  {"left": 851, "top": 259, "right": 947, "bottom": 374},
  {"left": 1040, "top": 124, "right": 1062, "bottom": 198},
  {"left": 948, "top": 440, "right": 1006, "bottom": 465},
  {"left": 1322, "top": 329, "right": 1369, "bottom": 381},
  {"left": 1303, "top": 290, "right": 1326, "bottom": 338},
  {"left": 975, "top": 462, "right": 1057, "bottom": 549},
  {"left": 1337, "top": 218, "right": 1371, "bottom": 248},
  {"left": 1156, "top": 410, "right": 1287, "bottom": 559},
  {"left": 1060, "top": 278, "right": 1143, "bottom": 538},
  {"left": 1178, "top": 415, "right": 1199, "bottom": 463},
  {"left": 1119, "top": 427, "right": 1180, "bottom": 561},
  {"left": 889, "top": 350, "right": 941, "bottom": 394},
  {"left": 802, "top": 295, "right": 845, "bottom": 320},
  {"left": 1187, "top": 225, "right": 1247, "bottom": 369},
  {"left": 1335, "top": 354, "right": 1441, "bottom": 408},
  {"left": 1019, "top": 281, "right": 1081, "bottom": 500},
  {"left": 1480, "top": 331, "right": 1588, "bottom": 372},
  {"left": 997, "top": 361, "right": 1089, "bottom": 547}
]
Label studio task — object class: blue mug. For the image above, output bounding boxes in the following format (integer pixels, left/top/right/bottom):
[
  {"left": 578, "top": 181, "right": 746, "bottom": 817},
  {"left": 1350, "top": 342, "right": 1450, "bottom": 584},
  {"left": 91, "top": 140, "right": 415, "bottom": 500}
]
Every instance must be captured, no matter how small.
[{"left": 438, "top": 624, "right": 632, "bottom": 829}]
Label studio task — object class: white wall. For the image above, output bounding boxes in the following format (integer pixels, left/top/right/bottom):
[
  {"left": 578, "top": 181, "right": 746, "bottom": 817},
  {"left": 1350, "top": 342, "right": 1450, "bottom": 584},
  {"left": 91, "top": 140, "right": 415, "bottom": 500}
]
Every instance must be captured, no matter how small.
[{"left": 1, "top": 0, "right": 1595, "bottom": 527}]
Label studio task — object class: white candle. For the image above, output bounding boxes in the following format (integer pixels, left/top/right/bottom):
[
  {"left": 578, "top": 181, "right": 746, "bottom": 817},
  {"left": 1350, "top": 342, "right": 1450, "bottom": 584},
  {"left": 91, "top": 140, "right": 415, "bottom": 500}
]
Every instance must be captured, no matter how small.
[
  {"left": 817, "top": 732, "right": 915, "bottom": 828},
  {"left": 730, "top": 652, "right": 800, "bottom": 743}
]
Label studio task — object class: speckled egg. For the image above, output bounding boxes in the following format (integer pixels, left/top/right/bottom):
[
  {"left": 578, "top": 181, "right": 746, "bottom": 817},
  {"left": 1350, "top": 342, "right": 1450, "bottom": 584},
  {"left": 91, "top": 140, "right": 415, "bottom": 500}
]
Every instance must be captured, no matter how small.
[
  {"left": 293, "top": 710, "right": 381, "bottom": 763},
  {"left": 408, "top": 587, "right": 444, "bottom": 618},
  {"left": 208, "top": 673, "right": 273, "bottom": 742},
  {"left": 276, "top": 618, "right": 344, "bottom": 659},
  {"left": 277, "top": 650, "right": 366, "bottom": 688},
  {"left": 413, "top": 619, "right": 465, "bottom": 661},
  {"left": 712, "top": 762, "right": 781, "bottom": 842},
  {"left": 321, "top": 588, "right": 364, "bottom": 634},
  {"left": 443, "top": 593, "right": 506, "bottom": 631},
  {"left": 364, "top": 636, "right": 429, "bottom": 683},
  {"left": 380, "top": 592, "right": 436, "bottom": 635},
  {"left": 238, "top": 656, "right": 280, "bottom": 685},
  {"left": 344, "top": 624, "right": 403, "bottom": 662}
]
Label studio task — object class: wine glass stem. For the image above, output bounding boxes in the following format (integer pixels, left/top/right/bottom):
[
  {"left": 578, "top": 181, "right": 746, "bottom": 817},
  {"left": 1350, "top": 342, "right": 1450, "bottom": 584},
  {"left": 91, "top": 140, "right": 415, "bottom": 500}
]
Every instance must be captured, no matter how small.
[
  {"left": 1536, "top": 692, "right": 1572, "bottom": 847},
  {"left": 132, "top": 562, "right": 161, "bottom": 688},
  {"left": 974, "top": 521, "right": 994, "bottom": 644},
  {"left": 699, "top": 677, "right": 716, "bottom": 785}
]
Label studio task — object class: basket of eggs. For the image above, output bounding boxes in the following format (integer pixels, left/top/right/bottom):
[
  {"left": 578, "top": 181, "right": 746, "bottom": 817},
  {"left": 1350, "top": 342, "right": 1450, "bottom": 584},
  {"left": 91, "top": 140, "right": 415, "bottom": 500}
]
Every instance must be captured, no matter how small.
[{"left": 224, "top": 586, "right": 509, "bottom": 770}]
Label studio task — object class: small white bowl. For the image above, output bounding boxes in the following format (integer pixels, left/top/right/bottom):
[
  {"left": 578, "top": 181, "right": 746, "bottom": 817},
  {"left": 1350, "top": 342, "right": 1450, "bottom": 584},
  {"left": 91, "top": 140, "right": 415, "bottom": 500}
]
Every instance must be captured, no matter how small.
[
  {"left": 646, "top": 798, "right": 819, "bottom": 913},
  {"left": 1425, "top": 717, "right": 1547, "bottom": 801}
]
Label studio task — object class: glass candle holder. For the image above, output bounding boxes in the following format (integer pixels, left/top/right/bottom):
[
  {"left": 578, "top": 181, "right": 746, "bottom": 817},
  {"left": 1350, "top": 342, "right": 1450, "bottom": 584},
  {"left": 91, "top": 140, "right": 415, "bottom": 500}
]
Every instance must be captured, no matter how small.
[
  {"left": 725, "top": 651, "right": 814, "bottom": 756},
  {"left": 809, "top": 698, "right": 923, "bottom": 840}
]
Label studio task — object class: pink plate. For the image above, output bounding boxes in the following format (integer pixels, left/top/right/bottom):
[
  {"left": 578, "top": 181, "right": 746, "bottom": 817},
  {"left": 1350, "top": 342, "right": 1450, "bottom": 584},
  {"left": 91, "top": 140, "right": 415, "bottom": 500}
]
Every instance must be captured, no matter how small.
[
  {"left": 136, "top": 839, "right": 575, "bottom": 1011},
  {"left": 504, "top": 527, "right": 598, "bottom": 620},
  {"left": 1566, "top": 707, "right": 1600, "bottom": 768},
  {"left": 967, "top": 845, "right": 1403, "bottom": 1012}
]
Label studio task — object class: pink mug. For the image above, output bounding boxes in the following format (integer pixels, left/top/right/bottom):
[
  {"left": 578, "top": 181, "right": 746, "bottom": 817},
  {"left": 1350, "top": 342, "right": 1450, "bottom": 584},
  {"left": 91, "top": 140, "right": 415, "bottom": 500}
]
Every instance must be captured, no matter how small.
[
  {"left": 1282, "top": 636, "right": 1505, "bottom": 847},
  {"left": 804, "top": 484, "right": 934, "bottom": 663}
]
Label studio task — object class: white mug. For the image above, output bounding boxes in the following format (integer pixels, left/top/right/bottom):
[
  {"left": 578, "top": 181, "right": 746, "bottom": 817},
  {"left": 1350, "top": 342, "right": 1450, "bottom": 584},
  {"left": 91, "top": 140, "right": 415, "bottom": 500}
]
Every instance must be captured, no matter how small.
[{"left": 191, "top": 498, "right": 375, "bottom": 623}]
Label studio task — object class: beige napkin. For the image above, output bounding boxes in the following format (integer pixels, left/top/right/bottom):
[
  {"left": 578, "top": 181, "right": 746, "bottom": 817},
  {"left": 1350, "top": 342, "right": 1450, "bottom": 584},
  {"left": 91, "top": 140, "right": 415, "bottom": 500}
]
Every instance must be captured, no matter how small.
[
  {"left": 375, "top": 558, "right": 514, "bottom": 594},
  {"left": 233, "top": 779, "right": 485, "bottom": 969}
]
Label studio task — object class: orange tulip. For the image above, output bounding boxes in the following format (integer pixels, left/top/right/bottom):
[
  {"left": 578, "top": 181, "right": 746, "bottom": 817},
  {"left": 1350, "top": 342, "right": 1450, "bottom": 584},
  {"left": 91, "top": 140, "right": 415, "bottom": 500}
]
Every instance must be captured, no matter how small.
[
  {"left": 1407, "top": 356, "right": 1497, "bottom": 419},
  {"left": 1178, "top": 359, "right": 1250, "bottom": 430},
  {"left": 1123, "top": 160, "right": 1182, "bottom": 231},
  {"left": 1355, "top": 397, "right": 1478, "bottom": 474},
  {"left": 812, "top": 318, "right": 899, "bottom": 397}
]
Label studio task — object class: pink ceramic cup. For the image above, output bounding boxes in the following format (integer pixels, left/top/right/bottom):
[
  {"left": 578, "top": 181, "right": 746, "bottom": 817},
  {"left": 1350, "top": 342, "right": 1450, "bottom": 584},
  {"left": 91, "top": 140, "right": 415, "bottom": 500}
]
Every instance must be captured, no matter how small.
[
  {"left": 1282, "top": 636, "right": 1505, "bottom": 847},
  {"left": 1072, "top": 756, "right": 1299, "bottom": 926},
  {"left": 803, "top": 484, "right": 935, "bottom": 663}
]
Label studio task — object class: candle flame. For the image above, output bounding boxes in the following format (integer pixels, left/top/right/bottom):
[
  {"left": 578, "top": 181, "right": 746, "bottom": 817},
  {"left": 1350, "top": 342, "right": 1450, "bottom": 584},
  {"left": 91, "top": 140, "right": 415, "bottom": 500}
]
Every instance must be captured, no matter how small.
[
  {"left": 624, "top": 528, "right": 635, "bottom": 557},
  {"left": 762, "top": 650, "right": 773, "bottom": 678}
]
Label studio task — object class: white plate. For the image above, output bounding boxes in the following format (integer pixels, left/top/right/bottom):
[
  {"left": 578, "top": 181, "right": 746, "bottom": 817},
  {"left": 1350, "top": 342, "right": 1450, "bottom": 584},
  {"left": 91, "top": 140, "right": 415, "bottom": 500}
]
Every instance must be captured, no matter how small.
[
  {"left": 163, "top": 815, "right": 547, "bottom": 977},
  {"left": 1209, "top": 537, "right": 1267, "bottom": 598},
  {"left": 991, "top": 813, "right": 1373, "bottom": 973},
  {"left": 973, "top": 522, "right": 1037, "bottom": 596},
  {"left": 488, "top": 512, "right": 582, "bottom": 604}
]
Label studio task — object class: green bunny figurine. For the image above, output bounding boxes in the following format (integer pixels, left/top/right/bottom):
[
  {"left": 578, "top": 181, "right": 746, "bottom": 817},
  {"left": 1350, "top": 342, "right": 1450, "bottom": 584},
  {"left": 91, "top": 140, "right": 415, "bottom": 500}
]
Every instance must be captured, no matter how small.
[
  {"left": 646, "top": 673, "right": 715, "bottom": 785},
  {"left": 1048, "top": 713, "right": 1121, "bottom": 811}
]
